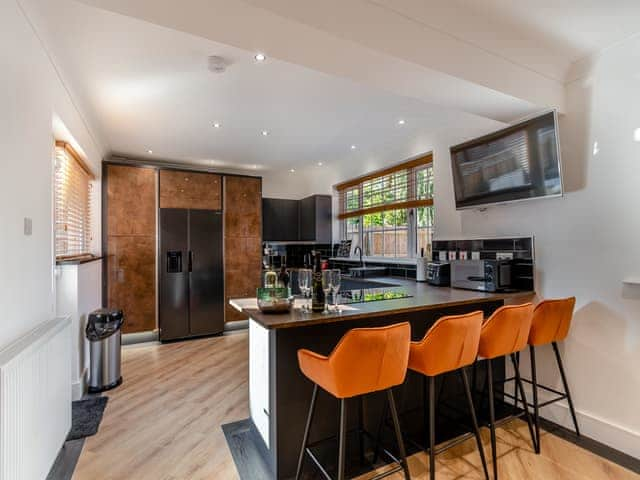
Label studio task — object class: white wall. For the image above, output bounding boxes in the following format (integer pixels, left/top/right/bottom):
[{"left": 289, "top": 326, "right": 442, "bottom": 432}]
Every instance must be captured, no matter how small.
[
  {"left": 434, "top": 38, "right": 640, "bottom": 458},
  {"left": 0, "top": 0, "right": 103, "bottom": 351}
]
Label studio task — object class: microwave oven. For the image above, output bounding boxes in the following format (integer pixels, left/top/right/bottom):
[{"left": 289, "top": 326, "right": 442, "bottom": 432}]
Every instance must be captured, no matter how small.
[{"left": 450, "top": 259, "right": 512, "bottom": 292}]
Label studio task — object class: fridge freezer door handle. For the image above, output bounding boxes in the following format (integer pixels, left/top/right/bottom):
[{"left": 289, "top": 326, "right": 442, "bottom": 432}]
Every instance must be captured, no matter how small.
[{"left": 188, "top": 250, "right": 193, "bottom": 272}]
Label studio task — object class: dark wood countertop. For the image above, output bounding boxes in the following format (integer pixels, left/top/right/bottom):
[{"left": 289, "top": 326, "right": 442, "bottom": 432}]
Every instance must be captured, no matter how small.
[{"left": 230, "top": 278, "right": 536, "bottom": 330}]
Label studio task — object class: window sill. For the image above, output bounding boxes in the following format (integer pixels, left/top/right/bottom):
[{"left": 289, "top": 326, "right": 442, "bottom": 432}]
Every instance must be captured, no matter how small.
[{"left": 56, "top": 255, "right": 103, "bottom": 266}]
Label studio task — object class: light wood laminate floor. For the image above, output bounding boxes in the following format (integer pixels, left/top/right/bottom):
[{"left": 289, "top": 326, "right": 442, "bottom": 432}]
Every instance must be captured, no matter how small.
[{"left": 73, "top": 331, "right": 638, "bottom": 480}]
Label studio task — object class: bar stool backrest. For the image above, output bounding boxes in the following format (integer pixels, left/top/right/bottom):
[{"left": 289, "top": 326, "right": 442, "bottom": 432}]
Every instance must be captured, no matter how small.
[
  {"left": 409, "top": 311, "right": 483, "bottom": 377},
  {"left": 529, "top": 297, "right": 576, "bottom": 346},
  {"left": 298, "top": 322, "right": 411, "bottom": 399},
  {"left": 479, "top": 303, "right": 534, "bottom": 359}
]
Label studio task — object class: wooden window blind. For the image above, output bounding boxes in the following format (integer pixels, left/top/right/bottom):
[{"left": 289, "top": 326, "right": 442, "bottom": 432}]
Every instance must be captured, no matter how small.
[
  {"left": 54, "top": 141, "right": 94, "bottom": 259},
  {"left": 336, "top": 154, "right": 433, "bottom": 219}
]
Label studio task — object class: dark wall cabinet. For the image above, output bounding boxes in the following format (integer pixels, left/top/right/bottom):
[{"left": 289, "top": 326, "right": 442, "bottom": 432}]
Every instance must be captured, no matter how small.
[
  {"left": 299, "top": 195, "right": 332, "bottom": 243},
  {"left": 263, "top": 195, "right": 332, "bottom": 243},
  {"left": 262, "top": 199, "right": 299, "bottom": 241}
]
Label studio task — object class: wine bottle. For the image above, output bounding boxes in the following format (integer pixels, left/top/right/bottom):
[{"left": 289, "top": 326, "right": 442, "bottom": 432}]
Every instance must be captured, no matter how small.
[{"left": 311, "top": 253, "right": 325, "bottom": 312}]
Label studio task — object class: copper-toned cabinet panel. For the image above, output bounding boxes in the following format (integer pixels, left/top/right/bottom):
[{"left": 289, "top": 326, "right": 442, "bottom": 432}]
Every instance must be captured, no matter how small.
[
  {"left": 105, "top": 164, "right": 157, "bottom": 333},
  {"left": 107, "top": 165, "right": 156, "bottom": 236},
  {"left": 224, "top": 176, "right": 262, "bottom": 322},
  {"left": 159, "top": 170, "right": 221, "bottom": 210},
  {"left": 107, "top": 235, "right": 156, "bottom": 333}
]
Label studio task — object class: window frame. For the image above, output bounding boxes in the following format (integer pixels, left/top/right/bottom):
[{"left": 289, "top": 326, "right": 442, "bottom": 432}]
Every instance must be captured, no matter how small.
[
  {"left": 337, "top": 154, "right": 434, "bottom": 261},
  {"left": 54, "top": 141, "right": 94, "bottom": 260}
]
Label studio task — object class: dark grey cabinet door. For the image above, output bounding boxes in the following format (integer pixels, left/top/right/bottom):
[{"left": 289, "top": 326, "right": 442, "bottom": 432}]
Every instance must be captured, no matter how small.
[
  {"left": 298, "top": 196, "right": 315, "bottom": 241},
  {"left": 159, "top": 209, "right": 190, "bottom": 340},
  {"left": 299, "top": 195, "right": 332, "bottom": 243},
  {"left": 188, "top": 210, "right": 224, "bottom": 336},
  {"left": 263, "top": 198, "right": 299, "bottom": 241}
]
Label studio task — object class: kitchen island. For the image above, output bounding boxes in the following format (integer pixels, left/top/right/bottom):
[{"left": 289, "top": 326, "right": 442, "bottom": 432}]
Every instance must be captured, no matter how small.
[{"left": 230, "top": 279, "right": 534, "bottom": 480}]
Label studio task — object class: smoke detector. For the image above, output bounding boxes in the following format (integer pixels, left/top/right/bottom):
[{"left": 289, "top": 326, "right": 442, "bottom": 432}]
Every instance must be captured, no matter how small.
[{"left": 208, "top": 56, "right": 230, "bottom": 74}]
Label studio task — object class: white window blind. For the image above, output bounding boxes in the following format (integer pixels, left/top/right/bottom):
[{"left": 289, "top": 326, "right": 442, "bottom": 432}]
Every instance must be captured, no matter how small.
[
  {"left": 54, "top": 141, "right": 93, "bottom": 259},
  {"left": 336, "top": 154, "right": 433, "bottom": 219}
]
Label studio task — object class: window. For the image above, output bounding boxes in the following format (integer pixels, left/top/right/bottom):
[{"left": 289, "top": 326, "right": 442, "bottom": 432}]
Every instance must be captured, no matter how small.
[
  {"left": 336, "top": 154, "right": 434, "bottom": 259},
  {"left": 54, "top": 141, "right": 93, "bottom": 259},
  {"left": 363, "top": 209, "right": 408, "bottom": 257},
  {"left": 415, "top": 163, "right": 435, "bottom": 257}
]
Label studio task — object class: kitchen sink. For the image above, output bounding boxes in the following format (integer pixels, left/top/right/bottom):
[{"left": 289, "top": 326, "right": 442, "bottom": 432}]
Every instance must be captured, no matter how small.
[
  {"left": 348, "top": 266, "right": 388, "bottom": 278},
  {"left": 340, "top": 277, "right": 398, "bottom": 291}
]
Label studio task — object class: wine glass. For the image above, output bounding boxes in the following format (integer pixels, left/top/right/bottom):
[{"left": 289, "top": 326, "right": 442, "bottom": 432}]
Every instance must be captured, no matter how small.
[
  {"left": 298, "top": 269, "right": 311, "bottom": 311},
  {"left": 321, "top": 270, "right": 333, "bottom": 314},
  {"left": 330, "top": 269, "right": 341, "bottom": 311}
]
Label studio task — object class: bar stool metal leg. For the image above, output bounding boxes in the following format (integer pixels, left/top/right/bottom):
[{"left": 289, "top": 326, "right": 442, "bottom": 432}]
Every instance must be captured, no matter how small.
[
  {"left": 387, "top": 389, "right": 411, "bottom": 480},
  {"left": 529, "top": 345, "right": 541, "bottom": 454},
  {"left": 358, "top": 396, "right": 366, "bottom": 465},
  {"left": 296, "top": 384, "right": 319, "bottom": 480},
  {"left": 513, "top": 351, "right": 520, "bottom": 411},
  {"left": 487, "top": 358, "right": 498, "bottom": 480},
  {"left": 510, "top": 353, "right": 538, "bottom": 452},
  {"left": 552, "top": 342, "right": 580, "bottom": 436},
  {"left": 338, "top": 399, "right": 347, "bottom": 480},
  {"left": 459, "top": 368, "right": 490, "bottom": 480},
  {"left": 428, "top": 376, "right": 436, "bottom": 480}
]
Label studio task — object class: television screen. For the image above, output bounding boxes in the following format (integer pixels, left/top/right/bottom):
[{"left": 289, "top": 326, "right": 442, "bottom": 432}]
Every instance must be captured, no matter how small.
[{"left": 450, "top": 111, "right": 562, "bottom": 209}]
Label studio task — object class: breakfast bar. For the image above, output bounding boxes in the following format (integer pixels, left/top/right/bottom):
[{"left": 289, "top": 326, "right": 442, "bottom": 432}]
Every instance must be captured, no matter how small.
[{"left": 230, "top": 280, "right": 534, "bottom": 479}]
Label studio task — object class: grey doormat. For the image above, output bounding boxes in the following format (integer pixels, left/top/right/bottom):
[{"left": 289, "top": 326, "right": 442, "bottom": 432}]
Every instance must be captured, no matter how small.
[
  {"left": 67, "top": 396, "right": 108, "bottom": 441},
  {"left": 222, "top": 419, "right": 272, "bottom": 480}
]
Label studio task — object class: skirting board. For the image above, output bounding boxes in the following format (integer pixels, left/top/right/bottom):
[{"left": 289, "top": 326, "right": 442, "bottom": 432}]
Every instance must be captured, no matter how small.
[
  {"left": 503, "top": 363, "right": 639, "bottom": 460},
  {"left": 534, "top": 395, "right": 640, "bottom": 460},
  {"left": 71, "top": 368, "right": 87, "bottom": 401}
]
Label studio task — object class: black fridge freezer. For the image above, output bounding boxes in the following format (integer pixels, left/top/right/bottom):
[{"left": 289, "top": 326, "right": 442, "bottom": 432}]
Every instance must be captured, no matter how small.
[{"left": 159, "top": 208, "right": 224, "bottom": 341}]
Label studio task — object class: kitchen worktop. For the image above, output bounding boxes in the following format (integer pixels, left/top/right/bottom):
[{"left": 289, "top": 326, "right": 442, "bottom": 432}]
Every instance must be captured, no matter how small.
[{"left": 229, "top": 277, "right": 535, "bottom": 329}]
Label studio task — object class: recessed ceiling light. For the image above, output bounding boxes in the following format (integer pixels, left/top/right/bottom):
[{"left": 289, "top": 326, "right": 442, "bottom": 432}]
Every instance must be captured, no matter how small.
[
  {"left": 261, "top": 130, "right": 269, "bottom": 136},
  {"left": 634, "top": 128, "right": 640, "bottom": 142},
  {"left": 398, "top": 119, "right": 406, "bottom": 125},
  {"left": 147, "top": 149, "right": 153, "bottom": 154},
  {"left": 289, "top": 168, "right": 295, "bottom": 173},
  {"left": 317, "top": 162, "right": 323, "bottom": 166},
  {"left": 350, "top": 145, "right": 357, "bottom": 150},
  {"left": 254, "top": 53, "right": 266, "bottom": 62},
  {"left": 213, "top": 122, "right": 221, "bottom": 128},
  {"left": 251, "top": 165, "right": 258, "bottom": 169}
]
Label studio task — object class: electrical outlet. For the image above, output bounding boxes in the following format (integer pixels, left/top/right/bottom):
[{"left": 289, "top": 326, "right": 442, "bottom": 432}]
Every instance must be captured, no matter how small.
[
  {"left": 23, "top": 217, "right": 32, "bottom": 236},
  {"left": 496, "top": 252, "right": 514, "bottom": 260}
]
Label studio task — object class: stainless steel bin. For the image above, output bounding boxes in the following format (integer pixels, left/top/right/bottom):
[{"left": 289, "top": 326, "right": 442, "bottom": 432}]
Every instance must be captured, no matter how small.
[{"left": 87, "top": 309, "right": 124, "bottom": 393}]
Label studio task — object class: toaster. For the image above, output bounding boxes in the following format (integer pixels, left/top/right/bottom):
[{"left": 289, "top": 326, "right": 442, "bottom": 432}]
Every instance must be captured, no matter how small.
[{"left": 426, "top": 262, "right": 450, "bottom": 286}]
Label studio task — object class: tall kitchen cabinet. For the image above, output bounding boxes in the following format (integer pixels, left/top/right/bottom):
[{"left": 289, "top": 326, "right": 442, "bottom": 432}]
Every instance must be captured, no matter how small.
[
  {"left": 104, "top": 164, "right": 156, "bottom": 333},
  {"left": 224, "top": 176, "right": 262, "bottom": 322},
  {"left": 105, "top": 161, "right": 262, "bottom": 333},
  {"left": 158, "top": 170, "right": 225, "bottom": 340}
]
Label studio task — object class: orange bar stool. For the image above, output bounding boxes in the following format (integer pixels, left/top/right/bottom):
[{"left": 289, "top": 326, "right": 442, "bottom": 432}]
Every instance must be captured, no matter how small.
[
  {"left": 478, "top": 303, "right": 537, "bottom": 480},
  {"left": 408, "top": 311, "right": 489, "bottom": 480},
  {"left": 295, "top": 323, "right": 411, "bottom": 480},
  {"left": 526, "top": 297, "right": 579, "bottom": 453}
]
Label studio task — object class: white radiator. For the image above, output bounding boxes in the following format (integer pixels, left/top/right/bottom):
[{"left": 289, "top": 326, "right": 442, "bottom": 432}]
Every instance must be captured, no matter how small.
[{"left": 0, "top": 317, "right": 71, "bottom": 480}]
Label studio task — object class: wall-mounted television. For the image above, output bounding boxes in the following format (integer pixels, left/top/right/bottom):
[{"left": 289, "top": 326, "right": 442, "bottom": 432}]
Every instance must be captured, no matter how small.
[{"left": 450, "top": 111, "right": 563, "bottom": 209}]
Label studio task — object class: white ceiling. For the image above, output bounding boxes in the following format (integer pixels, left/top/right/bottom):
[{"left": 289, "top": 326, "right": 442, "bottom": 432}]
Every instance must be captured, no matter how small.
[
  {"left": 368, "top": 0, "right": 640, "bottom": 82},
  {"left": 22, "top": 0, "right": 640, "bottom": 176},
  {"left": 23, "top": 0, "right": 512, "bottom": 172}
]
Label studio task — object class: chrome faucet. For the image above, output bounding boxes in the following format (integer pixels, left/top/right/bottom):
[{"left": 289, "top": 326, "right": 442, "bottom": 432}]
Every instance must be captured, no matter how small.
[{"left": 353, "top": 246, "right": 364, "bottom": 268}]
